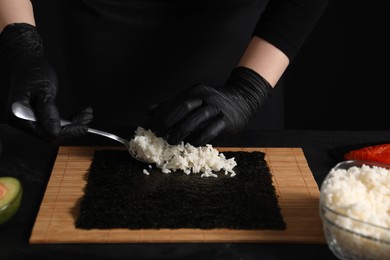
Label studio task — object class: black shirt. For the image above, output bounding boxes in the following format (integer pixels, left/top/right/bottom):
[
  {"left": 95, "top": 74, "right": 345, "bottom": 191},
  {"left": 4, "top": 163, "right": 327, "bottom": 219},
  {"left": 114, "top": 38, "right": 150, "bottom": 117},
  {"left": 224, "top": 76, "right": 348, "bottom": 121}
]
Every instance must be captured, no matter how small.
[{"left": 49, "top": 0, "right": 329, "bottom": 132}]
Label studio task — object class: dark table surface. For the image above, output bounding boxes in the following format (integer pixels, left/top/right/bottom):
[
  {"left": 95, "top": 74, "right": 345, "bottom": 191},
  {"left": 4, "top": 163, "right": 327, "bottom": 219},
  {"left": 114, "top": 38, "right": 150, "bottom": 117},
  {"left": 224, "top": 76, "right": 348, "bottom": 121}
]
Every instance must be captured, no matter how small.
[{"left": 1, "top": 123, "right": 389, "bottom": 260}]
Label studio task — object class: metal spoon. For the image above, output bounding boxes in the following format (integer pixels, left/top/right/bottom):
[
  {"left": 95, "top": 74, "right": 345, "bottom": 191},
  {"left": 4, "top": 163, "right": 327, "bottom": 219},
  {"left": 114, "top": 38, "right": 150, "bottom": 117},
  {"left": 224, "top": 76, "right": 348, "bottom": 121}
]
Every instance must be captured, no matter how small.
[{"left": 11, "top": 101, "right": 147, "bottom": 163}]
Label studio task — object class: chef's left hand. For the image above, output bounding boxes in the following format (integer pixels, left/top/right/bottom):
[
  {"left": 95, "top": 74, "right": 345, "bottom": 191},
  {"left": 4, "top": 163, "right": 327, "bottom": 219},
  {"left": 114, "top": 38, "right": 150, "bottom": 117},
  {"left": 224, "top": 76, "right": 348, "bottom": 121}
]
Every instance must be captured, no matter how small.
[{"left": 143, "top": 66, "right": 273, "bottom": 146}]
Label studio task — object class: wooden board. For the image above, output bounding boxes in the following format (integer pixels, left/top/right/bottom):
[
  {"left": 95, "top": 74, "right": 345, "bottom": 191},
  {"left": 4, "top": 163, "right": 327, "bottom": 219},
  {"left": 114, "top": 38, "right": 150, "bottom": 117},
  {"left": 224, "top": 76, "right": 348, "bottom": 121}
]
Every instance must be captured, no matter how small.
[{"left": 29, "top": 147, "right": 325, "bottom": 244}]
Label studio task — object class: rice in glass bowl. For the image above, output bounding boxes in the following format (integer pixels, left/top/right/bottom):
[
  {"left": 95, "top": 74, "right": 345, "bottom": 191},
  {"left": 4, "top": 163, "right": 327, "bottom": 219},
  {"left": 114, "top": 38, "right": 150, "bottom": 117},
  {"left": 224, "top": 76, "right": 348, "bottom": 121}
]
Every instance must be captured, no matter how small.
[{"left": 319, "top": 160, "right": 390, "bottom": 260}]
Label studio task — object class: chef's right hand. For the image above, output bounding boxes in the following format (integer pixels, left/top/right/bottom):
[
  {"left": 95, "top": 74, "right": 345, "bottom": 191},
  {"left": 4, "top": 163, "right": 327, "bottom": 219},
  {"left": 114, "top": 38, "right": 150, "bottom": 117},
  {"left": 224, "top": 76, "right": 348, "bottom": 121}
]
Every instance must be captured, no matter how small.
[{"left": 0, "top": 23, "right": 93, "bottom": 142}]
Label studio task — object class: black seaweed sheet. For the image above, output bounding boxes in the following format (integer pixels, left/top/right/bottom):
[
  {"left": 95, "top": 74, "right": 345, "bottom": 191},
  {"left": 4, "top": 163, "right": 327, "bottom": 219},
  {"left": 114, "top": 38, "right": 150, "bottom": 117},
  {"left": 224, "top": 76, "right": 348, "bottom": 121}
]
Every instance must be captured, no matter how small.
[{"left": 76, "top": 150, "right": 286, "bottom": 230}]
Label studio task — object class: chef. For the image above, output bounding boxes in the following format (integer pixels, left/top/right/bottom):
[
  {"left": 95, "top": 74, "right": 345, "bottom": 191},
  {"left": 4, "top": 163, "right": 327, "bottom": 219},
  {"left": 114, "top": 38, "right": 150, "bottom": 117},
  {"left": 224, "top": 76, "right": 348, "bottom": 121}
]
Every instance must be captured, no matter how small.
[{"left": 0, "top": 0, "right": 330, "bottom": 146}]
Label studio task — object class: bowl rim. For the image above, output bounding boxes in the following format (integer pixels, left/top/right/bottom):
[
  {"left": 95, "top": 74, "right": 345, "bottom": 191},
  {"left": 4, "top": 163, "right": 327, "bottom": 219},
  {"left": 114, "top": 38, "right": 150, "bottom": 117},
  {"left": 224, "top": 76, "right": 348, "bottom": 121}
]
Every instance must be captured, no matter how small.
[{"left": 331, "top": 159, "right": 390, "bottom": 171}]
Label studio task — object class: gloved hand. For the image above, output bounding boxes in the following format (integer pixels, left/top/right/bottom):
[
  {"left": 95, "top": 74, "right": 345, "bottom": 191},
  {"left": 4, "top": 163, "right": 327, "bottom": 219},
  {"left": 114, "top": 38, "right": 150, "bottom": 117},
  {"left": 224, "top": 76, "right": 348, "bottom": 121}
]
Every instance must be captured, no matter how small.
[
  {"left": 144, "top": 66, "right": 272, "bottom": 146},
  {"left": 0, "top": 23, "right": 93, "bottom": 142}
]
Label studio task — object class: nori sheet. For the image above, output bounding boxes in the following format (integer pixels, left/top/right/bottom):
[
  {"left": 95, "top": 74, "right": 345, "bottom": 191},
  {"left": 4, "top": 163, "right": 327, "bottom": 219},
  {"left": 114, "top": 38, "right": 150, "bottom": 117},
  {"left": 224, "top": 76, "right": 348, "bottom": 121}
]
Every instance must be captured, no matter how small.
[{"left": 75, "top": 150, "right": 286, "bottom": 230}]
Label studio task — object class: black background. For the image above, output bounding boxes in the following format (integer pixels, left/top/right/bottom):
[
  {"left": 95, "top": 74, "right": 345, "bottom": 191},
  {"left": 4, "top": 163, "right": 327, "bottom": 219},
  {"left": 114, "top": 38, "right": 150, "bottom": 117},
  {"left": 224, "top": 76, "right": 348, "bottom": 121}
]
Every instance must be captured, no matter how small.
[
  {"left": 284, "top": 0, "right": 390, "bottom": 130},
  {"left": 1, "top": 1, "right": 389, "bottom": 131}
]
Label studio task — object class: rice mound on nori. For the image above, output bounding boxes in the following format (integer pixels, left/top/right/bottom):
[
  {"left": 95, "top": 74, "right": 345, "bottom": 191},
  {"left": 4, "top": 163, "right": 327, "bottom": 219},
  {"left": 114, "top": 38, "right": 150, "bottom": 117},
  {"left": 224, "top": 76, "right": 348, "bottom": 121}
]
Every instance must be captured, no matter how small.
[{"left": 75, "top": 150, "right": 286, "bottom": 230}]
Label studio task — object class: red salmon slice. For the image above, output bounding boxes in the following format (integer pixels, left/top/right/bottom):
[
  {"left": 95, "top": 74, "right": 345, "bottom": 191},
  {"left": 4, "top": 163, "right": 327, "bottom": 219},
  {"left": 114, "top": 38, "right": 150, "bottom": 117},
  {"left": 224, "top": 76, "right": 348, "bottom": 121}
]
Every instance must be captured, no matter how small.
[{"left": 344, "top": 144, "right": 390, "bottom": 164}]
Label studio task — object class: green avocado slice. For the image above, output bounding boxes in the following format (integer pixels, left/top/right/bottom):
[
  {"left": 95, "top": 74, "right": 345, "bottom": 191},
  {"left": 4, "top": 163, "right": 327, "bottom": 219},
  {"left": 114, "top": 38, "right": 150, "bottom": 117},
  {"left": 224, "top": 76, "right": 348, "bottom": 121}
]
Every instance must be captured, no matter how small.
[{"left": 0, "top": 177, "right": 22, "bottom": 224}]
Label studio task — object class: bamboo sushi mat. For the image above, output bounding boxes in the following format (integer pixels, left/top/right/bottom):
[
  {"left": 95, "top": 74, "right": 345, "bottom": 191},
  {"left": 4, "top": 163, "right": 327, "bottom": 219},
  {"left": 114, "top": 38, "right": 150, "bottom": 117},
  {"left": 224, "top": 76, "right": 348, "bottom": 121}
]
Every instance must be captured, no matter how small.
[{"left": 29, "top": 147, "right": 325, "bottom": 244}]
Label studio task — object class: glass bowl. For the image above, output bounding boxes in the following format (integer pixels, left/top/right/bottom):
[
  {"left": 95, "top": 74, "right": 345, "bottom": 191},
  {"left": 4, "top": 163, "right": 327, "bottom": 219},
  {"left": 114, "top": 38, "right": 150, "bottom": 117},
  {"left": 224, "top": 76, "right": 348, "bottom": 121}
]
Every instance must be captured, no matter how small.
[{"left": 319, "top": 160, "right": 390, "bottom": 260}]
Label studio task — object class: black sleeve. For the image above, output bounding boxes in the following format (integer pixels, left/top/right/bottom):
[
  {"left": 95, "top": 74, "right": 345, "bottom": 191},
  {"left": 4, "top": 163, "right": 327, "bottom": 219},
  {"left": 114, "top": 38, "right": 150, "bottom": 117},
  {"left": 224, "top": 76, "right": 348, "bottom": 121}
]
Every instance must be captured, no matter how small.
[{"left": 254, "top": 0, "right": 331, "bottom": 61}]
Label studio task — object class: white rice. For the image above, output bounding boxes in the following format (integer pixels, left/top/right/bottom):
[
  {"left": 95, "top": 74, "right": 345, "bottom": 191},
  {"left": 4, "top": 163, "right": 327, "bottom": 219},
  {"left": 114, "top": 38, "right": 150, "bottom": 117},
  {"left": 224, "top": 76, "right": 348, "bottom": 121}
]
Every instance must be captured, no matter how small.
[
  {"left": 128, "top": 127, "right": 237, "bottom": 177},
  {"left": 322, "top": 164, "right": 390, "bottom": 228},
  {"left": 321, "top": 164, "right": 390, "bottom": 259}
]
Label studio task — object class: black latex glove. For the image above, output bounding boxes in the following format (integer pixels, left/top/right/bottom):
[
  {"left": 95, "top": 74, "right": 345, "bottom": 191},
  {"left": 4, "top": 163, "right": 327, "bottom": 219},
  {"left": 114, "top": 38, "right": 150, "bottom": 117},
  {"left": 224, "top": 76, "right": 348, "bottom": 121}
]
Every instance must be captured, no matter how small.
[
  {"left": 144, "top": 66, "right": 272, "bottom": 146},
  {"left": 0, "top": 23, "right": 93, "bottom": 142}
]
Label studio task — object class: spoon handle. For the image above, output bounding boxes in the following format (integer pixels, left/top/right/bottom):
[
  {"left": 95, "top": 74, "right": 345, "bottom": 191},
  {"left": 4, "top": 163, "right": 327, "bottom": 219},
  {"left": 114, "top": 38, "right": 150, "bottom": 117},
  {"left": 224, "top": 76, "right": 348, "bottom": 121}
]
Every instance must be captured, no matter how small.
[
  {"left": 11, "top": 102, "right": 130, "bottom": 149},
  {"left": 86, "top": 128, "right": 130, "bottom": 149}
]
